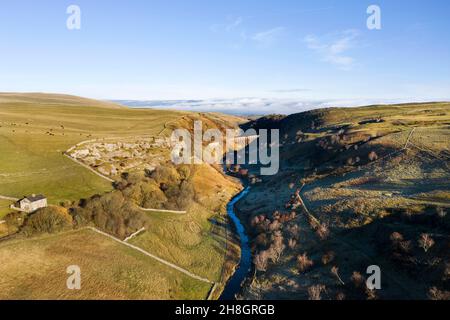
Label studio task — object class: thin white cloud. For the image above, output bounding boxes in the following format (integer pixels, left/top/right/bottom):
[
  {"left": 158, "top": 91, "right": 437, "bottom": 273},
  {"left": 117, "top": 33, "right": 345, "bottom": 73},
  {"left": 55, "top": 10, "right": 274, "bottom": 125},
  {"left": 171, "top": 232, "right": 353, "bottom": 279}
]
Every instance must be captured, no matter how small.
[
  {"left": 270, "top": 88, "right": 311, "bottom": 93},
  {"left": 225, "top": 16, "right": 243, "bottom": 31},
  {"left": 211, "top": 16, "right": 244, "bottom": 33},
  {"left": 252, "top": 27, "right": 285, "bottom": 47},
  {"left": 304, "top": 29, "right": 360, "bottom": 69}
]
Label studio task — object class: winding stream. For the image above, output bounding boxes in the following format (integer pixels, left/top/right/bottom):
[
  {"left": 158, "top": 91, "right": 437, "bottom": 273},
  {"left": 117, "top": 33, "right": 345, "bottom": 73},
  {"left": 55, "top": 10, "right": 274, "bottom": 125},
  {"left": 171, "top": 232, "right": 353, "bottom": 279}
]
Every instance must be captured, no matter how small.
[{"left": 220, "top": 187, "right": 252, "bottom": 300}]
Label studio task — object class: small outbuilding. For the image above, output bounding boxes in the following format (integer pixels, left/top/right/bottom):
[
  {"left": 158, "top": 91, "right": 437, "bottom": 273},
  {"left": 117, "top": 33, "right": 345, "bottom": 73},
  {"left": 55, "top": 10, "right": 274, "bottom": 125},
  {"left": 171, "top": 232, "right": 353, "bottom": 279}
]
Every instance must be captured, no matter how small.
[{"left": 16, "top": 194, "right": 48, "bottom": 212}]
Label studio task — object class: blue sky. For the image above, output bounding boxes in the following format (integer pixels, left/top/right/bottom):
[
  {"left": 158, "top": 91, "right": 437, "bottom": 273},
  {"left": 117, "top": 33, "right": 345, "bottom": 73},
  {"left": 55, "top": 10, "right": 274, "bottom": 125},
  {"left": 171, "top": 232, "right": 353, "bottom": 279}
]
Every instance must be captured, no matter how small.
[{"left": 1, "top": 0, "right": 449, "bottom": 108}]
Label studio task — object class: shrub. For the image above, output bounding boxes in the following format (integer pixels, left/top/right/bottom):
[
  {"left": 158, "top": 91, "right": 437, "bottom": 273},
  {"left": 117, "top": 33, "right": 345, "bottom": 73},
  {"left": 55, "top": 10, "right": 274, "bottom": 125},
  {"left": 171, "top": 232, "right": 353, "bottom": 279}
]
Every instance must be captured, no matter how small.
[
  {"left": 350, "top": 271, "right": 365, "bottom": 288},
  {"left": 428, "top": 287, "right": 450, "bottom": 300},
  {"left": 436, "top": 207, "right": 446, "bottom": 218},
  {"left": 22, "top": 206, "right": 73, "bottom": 235},
  {"left": 322, "top": 251, "right": 335, "bottom": 265},
  {"left": 390, "top": 232, "right": 404, "bottom": 242},
  {"left": 398, "top": 240, "right": 412, "bottom": 253},
  {"left": 150, "top": 166, "right": 180, "bottom": 184},
  {"left": 368, "top": 151, "right": 378, "bottom": 161},
  {"left": 4, "top": 211, "right": 27, "bottom": 229},
  {"left": 390, "top": 232, "right": 404, "bottom": 251},
  {"left": 297, "top": 253, "right": 314, "bottom": 273},
  {"left": 443, "top": 263, "right": 450, "bottom": 281},
  {"left": 177, "top": 165, "right": 191, "bottom": 180},
  {"left": 308, "top": 284, "right": 326, "bottom": 300},
  {"left": 366, "top": 287, "right": 378, "bottom": 300},
  {"left": 336, "top": 292, "right": 346, "bottom": 300}
]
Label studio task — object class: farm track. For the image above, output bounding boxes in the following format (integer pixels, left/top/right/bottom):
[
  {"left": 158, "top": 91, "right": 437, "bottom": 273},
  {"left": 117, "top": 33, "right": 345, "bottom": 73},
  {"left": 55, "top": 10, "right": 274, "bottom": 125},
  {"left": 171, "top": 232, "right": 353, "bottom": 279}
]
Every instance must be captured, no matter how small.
[
  {"left": 138, "top": 207, "right": 187, "bottom": 214},
  {"left": 0, "top": 195, "right": 19, "bottom": 201},
  {"left": 86, "top": 227, "right": 214, "bottom": 284}
]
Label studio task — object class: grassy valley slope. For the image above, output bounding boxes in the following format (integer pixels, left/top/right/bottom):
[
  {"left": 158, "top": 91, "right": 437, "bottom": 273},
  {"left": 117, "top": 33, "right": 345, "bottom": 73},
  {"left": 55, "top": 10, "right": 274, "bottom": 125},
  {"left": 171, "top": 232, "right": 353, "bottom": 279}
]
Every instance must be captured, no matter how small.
[
  {"left": 0, "top": 93, "right": 245, "bottom": 300},
  {"left": 236, "top": 102, "right": 450, "bottom": 300}
]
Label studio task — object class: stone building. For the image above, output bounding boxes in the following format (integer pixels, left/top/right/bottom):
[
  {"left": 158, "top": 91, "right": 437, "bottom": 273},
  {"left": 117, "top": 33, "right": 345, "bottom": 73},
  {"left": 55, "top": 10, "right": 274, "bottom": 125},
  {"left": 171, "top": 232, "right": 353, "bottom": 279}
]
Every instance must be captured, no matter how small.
[{"left": 16, "top": 194, "right": 47, "bottom": 212}]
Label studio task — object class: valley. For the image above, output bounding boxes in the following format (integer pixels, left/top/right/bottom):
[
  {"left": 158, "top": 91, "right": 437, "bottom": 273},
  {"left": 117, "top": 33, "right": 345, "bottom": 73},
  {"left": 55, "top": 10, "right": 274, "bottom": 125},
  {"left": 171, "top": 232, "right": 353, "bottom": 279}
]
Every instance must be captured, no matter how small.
[{"left": 0, "top": 94, "right": 448, "bottom": 300}]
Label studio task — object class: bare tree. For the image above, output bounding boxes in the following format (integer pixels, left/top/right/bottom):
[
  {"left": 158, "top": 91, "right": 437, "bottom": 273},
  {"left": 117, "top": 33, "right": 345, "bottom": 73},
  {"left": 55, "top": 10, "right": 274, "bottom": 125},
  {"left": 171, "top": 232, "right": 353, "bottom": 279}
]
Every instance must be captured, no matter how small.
[
  {"left": 297, "top": 253, "right": 314, "bottom": 273},
  {"left": 316, "top": 223, "right": 330, "bottom": 240},
  {"left": 390, "top": 232, "right": 404, "bottom": 250},
  {"left": 418, "top": 233, "right": 435, "bottom": 253},
  {"left": 287, "top": 224, "right": 300, "bottom": 239},
  {"left": 336, "top": 292, "right": 346, "bottom": 300},
  {"left": 350, "top": 271, "right": 365, "bottom": 288},
  {"left": 331, "top": 266, "right": 345, "bottom": 285},
  {"left": 270, "top": 231, "right": 286, "bottom": 262},
  {"left": 288, "top": 238, "right": 297, "bottom": 250},
  {"left": 269, "top": 220, "right": 281, "bottom": 232},
  {"left": 254, "top": 250, "right": 269, "bottom": 272}
]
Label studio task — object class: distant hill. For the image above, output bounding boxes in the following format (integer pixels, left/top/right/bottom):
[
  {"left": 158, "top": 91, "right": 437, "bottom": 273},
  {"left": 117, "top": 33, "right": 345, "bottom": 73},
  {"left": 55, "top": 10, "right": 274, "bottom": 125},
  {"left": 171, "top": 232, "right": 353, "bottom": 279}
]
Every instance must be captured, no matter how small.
[{"left": 0, "top": 92, "right": 126, "bottom": 109}]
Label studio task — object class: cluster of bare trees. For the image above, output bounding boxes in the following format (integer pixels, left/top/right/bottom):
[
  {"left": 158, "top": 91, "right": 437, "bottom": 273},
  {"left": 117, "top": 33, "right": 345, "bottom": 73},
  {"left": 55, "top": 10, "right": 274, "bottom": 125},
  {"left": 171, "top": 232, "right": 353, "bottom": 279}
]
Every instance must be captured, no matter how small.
[
  {"left": 251, "top": 206, "right": 301, "bottom": 273},
  {"left": 390, "top": 231, "right": 436, "bottom": 255},
  {"left": 72, "top": 191, "right": 148, "bottom": 239},
  {"left": 254, "top": 230, "right": 287, "bottom": 272}
]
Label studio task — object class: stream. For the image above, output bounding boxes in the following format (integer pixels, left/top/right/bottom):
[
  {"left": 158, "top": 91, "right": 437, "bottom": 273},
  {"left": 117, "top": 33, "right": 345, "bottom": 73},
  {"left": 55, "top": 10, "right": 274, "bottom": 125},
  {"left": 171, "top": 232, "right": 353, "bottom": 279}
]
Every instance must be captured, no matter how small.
[{"left": 219, "top": 186, "right": 252, "bottom": 300}]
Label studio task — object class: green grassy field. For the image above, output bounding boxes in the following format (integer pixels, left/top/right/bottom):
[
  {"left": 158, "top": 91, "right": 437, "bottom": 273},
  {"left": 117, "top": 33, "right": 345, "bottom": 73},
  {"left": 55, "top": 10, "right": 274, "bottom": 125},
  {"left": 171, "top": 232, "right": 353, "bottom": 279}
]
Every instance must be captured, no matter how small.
[
  {"left": 0, "top": 93, "right": 186, "bottom": 204},
  {"left": 0, "top": 228, "right": 212, "bottom": 300},
  {"left": 0, "top": 93, "right": 243, "bottom": 300},
  {"left": 129, "top": 164, "right": 242, "bottom": 282},
  {"left": 130, "top": 206, "right": 227, "bottom": 281},
  {"left": 0, "top": 199, "right": 12, "bottom": 219}
]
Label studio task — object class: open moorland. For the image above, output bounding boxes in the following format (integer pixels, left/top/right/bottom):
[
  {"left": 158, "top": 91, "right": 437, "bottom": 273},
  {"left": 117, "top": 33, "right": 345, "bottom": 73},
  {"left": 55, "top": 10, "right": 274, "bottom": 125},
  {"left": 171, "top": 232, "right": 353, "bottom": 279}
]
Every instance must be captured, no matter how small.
[{"left": 235, "top": 102, "right": 450, "bottom": 300}]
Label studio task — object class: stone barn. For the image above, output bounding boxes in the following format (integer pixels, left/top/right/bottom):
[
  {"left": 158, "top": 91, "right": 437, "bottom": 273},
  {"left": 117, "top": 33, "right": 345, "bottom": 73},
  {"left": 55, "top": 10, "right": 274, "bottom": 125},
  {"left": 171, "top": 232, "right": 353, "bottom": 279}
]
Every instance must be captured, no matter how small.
[{"left": 17, "top": 194, "right": 48, "bottom": 212}]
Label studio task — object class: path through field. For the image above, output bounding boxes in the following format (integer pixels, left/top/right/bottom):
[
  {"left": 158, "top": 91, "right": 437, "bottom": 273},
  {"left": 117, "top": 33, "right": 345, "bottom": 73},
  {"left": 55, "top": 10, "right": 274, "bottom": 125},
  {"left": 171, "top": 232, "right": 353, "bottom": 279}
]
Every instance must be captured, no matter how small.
[{"left": 86, "top": 227, "right": 213, "bottom": 284}]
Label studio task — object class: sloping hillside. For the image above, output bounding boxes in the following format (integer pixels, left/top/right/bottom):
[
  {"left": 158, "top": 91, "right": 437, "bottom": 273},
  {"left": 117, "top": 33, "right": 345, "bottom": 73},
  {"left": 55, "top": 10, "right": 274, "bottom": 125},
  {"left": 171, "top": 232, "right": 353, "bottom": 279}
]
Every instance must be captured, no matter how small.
[
  {"left": 0, "top": 93, "right": 126, "bottom": 109},
  {"left": 0, "top": 93, "right": 244, "bottom": 300},
  {"left": 236, "top": 102, "right": 450, "bottom": 300}
]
